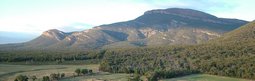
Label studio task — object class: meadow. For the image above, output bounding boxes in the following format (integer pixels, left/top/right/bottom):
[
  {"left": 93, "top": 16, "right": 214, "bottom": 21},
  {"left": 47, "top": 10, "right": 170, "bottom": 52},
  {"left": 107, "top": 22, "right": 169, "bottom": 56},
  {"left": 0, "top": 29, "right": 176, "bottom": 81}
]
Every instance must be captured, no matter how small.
[
  {"left": 0, "top": 64, "right": 99, "bottom": 81},
  {"left": 0, "top": 64, "right": 252, "bottom": 81}
]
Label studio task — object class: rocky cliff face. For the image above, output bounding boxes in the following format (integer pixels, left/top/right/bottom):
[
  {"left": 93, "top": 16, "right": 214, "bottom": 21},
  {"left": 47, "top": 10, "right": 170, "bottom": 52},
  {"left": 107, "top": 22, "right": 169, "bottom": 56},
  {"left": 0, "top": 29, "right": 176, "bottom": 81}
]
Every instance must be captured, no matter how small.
[
  {"left": 3, "top": 8, "right": 248, "bottom": 50},
  {"left": 42, "top": 29, "right": 68, "bottom": 41}
]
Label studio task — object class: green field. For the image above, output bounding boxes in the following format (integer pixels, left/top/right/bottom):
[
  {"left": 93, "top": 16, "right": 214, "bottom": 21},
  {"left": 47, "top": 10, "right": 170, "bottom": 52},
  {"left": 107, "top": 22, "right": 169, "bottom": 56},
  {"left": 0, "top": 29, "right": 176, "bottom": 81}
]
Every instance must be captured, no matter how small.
[
  {"left": 0, "top": 64, "right": 130, "bottom": 81},
  {"left": 60, "top": 73, "right": 129, "bottom": 81},
  {"left": 0, "top": 64, "right": 252, "bottom": 81},
  {"left": 163, "top": 74, "right": 251, "bottom": 81},
  {"left": 0, "top": 64, "right": 99, "bottom": 81}
]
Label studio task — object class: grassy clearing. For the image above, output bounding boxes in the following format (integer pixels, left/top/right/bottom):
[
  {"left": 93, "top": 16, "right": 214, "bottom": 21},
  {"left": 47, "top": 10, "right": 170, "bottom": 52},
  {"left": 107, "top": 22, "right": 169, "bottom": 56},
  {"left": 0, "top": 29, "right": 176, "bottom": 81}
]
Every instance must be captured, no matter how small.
[
  {"left": 0, "top": 64, "right": 98, "bottom": 81},
  {"left": 162, "top": 74, "right": 251, "bottom": 81},
  {"left": 61, "top": 72, "right": 129, "bottom": 81},
  {"left": 0, "top": 64, "right": 252, "bottom": 81},
  {"left": 0, "top": 64, "right": 129, "bottom": 81}
]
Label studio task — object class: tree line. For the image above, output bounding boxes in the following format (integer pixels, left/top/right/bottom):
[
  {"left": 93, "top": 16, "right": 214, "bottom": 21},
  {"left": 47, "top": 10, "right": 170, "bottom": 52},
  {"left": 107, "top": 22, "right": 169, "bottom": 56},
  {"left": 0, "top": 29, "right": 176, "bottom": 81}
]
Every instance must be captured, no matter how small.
[
  {"left": 14, "top": 68, "right": 93, "bottom": 81},
  {"left": 0, "top": 50, "right": 105, "bottom": 64}
]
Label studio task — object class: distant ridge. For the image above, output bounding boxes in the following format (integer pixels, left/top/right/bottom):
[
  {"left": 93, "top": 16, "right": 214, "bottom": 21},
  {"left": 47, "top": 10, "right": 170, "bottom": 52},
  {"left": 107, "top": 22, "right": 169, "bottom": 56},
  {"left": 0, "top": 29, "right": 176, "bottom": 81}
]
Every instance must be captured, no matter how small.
[{"left": 0, "top": 8, "right": 248, "bottom": 50}]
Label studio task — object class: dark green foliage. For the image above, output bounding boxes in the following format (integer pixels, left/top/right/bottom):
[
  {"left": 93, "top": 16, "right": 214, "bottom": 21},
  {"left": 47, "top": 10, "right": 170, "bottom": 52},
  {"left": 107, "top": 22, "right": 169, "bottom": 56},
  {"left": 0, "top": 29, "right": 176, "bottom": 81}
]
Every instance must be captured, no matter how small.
[
  {"left": 42, "top": 76, "right": 50, "bottom": 81},
  {"left": 0, "top": 49, "right": 105, "bottom": 64},
  {"left": 81, "top": 69, "right": 88, "bottom": 75},
  {"left": 42, "top": 73, "right": 64, "bottom": 81},
  {"left": 75, "top": 68, "right": 93, "bottom": 76},
  {"left": 75, "top": 68, "right": 81, "bottom": 76},
  {"left": 99, "top": 36, "right": 255, "bottom": 80},
  {"left": 99, "top": 47, "right": 198, "bottom": 76},
  {"left": 14, "top": 75, "right": 28, "bottom": 81}
]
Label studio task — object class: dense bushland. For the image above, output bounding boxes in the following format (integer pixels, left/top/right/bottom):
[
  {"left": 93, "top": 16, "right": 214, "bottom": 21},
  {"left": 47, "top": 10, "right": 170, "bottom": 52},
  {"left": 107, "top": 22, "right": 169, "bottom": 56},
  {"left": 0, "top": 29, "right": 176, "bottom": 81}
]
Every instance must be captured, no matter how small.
[
  {"left": 99, "top": 39, "right": 255, "bottom": 80},
  {"left": 0, "top": 50, "right": 105, "bottom": 64}
]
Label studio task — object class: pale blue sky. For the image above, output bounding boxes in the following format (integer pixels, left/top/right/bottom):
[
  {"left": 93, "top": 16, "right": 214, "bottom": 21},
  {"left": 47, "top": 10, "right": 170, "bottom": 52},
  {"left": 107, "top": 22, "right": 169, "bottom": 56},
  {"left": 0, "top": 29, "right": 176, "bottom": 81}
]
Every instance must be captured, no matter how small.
[{"left": 0, "top": 0, "right": 254, "bottom": 44}]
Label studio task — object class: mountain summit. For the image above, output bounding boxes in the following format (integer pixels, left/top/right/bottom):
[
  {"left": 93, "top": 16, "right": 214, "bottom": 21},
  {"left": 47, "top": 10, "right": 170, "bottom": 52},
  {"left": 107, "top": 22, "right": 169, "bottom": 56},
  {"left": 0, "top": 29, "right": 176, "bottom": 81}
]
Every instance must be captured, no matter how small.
[
  {"left": 144, "top": 8, "right": 217, "bottom": 19},
  {"left": 1, "top": 8, "right": 248, "bottom": 50}
]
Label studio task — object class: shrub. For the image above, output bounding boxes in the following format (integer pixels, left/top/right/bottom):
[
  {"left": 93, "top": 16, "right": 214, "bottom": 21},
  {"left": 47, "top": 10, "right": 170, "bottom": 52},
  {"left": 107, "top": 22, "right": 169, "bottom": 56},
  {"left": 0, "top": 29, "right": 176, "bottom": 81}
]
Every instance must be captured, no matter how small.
[
  {"left": 14, "top": 75, "right": 28, "bottom": 81},
  {"left": 75, "top": 68, "right": 81, "bottom": 76},
  {"left": 81, "top": 69, "right": 88, "bottom": 75},
  {"left": 42, "top": 76, "right": 50, "bottom": 81}
]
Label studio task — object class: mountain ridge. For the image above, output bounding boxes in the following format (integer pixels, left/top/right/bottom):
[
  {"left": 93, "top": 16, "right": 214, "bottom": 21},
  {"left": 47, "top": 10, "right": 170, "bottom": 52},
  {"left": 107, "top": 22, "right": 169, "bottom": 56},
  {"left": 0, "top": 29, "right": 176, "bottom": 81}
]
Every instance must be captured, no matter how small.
[
  {"left": 0, "top": 8, "right": 248, "bottom": 50},
  {"left": 144, "top": 8, "right": 217, "bottom": 19}
]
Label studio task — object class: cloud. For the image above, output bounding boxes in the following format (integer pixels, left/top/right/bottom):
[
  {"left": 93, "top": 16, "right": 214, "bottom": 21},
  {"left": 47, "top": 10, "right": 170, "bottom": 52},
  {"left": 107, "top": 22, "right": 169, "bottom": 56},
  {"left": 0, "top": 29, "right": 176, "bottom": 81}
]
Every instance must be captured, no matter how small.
[
  {"left": 0, "top": 0, "right": 254, "bottom": 35},
  {"left": 0, "top": 0, "right": 155, "bottom": 33},
  {"left": 138, "top": 0, "right": 255, "bottom": 21}
]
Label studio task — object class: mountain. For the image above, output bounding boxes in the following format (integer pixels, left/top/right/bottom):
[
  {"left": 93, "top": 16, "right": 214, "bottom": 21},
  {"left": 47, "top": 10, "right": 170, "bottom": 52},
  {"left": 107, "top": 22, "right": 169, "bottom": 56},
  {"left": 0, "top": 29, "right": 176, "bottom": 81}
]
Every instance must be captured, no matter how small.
[
  {"left": 100, "top": 8, "right": 247, "bottom": 48},
  {"left": 0, "top": 8, "right": 248, "bottom": 50}
]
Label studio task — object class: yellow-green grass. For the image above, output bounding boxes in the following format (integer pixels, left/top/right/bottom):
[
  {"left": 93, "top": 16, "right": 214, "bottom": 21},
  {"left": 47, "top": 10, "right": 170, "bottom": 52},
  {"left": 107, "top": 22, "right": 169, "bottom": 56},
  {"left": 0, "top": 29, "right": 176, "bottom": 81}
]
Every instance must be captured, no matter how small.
[
  {"left": 0, "top": 64, "right": 98, "bottom": 81},
  {"left": 162, "top": 74, "right": 252, "bottom": 81},
  {"left": 61, "top": 72, "right": 129, "bottom": 81}
]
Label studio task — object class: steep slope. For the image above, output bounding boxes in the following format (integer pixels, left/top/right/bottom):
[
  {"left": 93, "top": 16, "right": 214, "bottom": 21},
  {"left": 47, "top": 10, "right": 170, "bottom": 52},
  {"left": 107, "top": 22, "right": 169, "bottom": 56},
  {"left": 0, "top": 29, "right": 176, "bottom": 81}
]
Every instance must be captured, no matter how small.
[
  {"left": 22, "top": 28, "right": 126, "bottom": 49},
  {"left": 218, "top": 21, "right": 255, "bottom": 41},
  {"left": 51, "top": 29, "right": 126, "bottom": 49},
  {"left": 24, "top": 29, "right": 70, "bottom": 48},
  {"left": 0, "top": 8, "right": 248, "bottom": 50},
  {"left": 206, "top": 21, "right": 255, "bottom": 47}
]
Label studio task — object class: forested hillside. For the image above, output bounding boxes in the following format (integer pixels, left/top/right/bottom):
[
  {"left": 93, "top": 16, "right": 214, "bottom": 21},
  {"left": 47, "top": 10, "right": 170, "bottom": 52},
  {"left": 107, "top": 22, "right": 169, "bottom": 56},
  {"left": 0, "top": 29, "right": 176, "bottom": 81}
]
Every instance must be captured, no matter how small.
[{"left": 99, "top": 21, "right": 255, "bottom": 80}]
